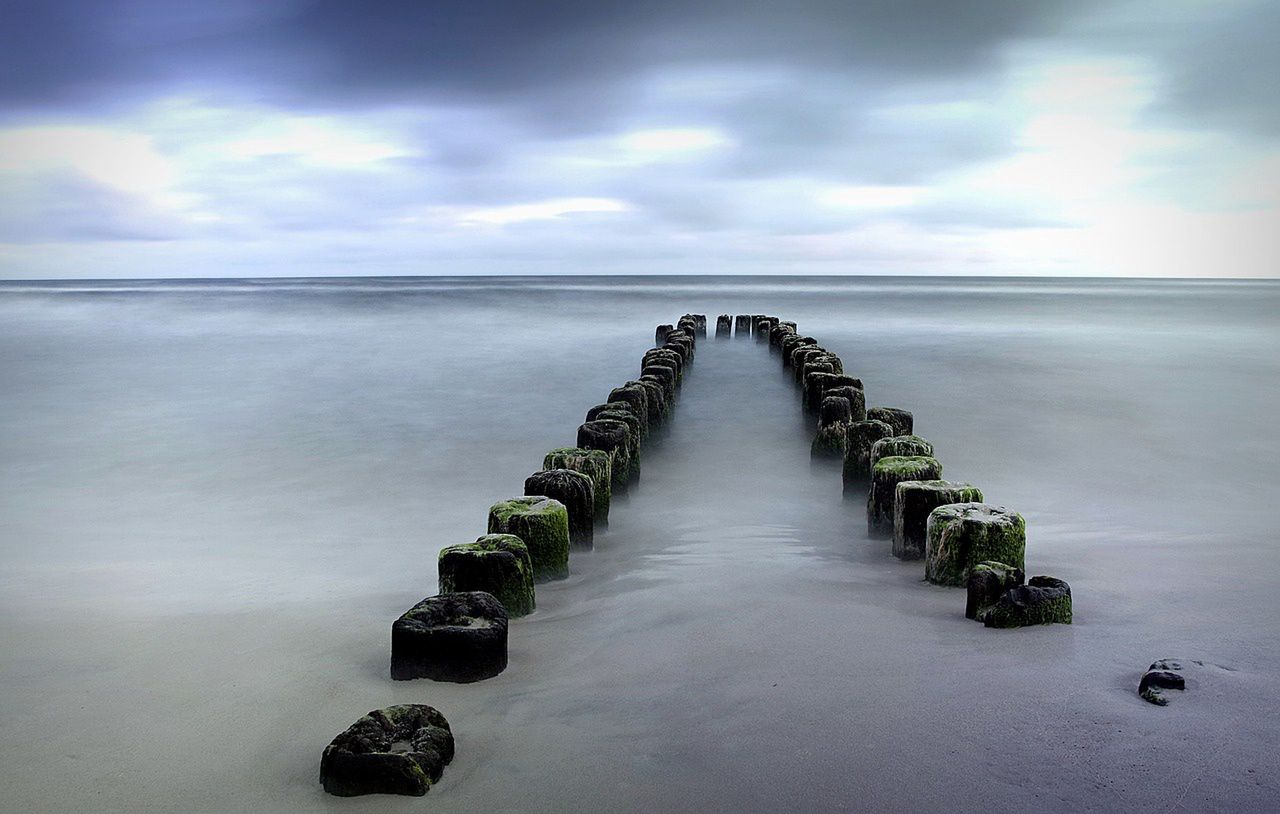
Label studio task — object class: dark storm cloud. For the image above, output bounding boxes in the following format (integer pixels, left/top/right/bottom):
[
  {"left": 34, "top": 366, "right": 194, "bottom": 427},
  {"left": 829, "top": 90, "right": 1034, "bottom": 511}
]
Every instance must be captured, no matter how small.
[{"left": 1, "top": 0, "right": 1082, "bottom": 114}]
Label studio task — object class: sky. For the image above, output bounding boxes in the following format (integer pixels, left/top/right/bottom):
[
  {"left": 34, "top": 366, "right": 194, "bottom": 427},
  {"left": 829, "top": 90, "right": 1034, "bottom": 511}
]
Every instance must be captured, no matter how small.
[{"left": 0, "top": 0, "right": 1276, "bottom": 279}]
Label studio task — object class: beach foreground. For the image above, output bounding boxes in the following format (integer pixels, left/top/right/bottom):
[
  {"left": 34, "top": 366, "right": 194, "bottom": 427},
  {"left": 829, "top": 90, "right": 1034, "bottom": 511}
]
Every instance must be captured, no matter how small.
[{"left": 1, "top": 277, "right": 1277, "bottom": 812}]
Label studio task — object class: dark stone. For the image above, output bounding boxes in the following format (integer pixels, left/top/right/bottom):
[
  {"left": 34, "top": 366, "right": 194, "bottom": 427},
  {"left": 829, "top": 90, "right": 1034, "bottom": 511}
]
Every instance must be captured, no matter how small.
[
  {"left": 826, "top": 385, "right": 867, "bottom": 423},
  {"left": 1139, "top": 661, "right": 1187, "bottom": 705},
  {"left": 964, "top": 561, "right": 1024, "bottom": 620},
  {"left": 487, "top": 496, "right": 571, "bottom": 580},
  {"left": 542, "top": 448, "right": 612, "bottom": 525},
  {"left": 868, "top": 406, "right": 913, "bottom": 436},
  {"left": 391, "top": 592, "right": 508, "bottom": 682},
  {"left": 654, "top": 324, "right": 674, "bottom": 347},
  {"left": 438, "top": 534, "right": 535, "bottom": 617},
  {"left": 842, "top": 419, "right": 895, "bottom": 493},
  {"left": 981, "top": 576, "right": 1072, "bottom": 628},
  {"left": 819, "top": 395, "right": 852, "bottom": 426},
  {"left": 320, "top": 704, "right": 454, "bottom": 797},
  {"left": 526, "top": 469, "right": 595, "bottom": 549},
  {"left": 734, "top": 314, "right": 752, "bottom": 337},
  {"left": 716, "top": 314, "right": 732, "bottom": 338},
  {"left": 867, "top": 456, "right": 943, "bottom": 537},
  {"left": 893, "top": 479, "right": 983, "bottom": 560}
]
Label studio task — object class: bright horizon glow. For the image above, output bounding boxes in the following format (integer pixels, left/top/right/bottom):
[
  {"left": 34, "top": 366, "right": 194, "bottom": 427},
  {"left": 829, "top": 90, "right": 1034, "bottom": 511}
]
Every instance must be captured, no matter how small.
[{"left": 455, "top": 197, "right": 630, "bottom": 226}]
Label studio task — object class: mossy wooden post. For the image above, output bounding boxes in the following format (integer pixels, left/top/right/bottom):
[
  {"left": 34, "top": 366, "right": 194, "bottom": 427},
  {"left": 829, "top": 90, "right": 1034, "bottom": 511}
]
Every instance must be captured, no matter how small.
[
  {"left": 842, "top": 419, "right": 895, "bottom": 494},
  {"left": 577, "top": 419, "right": 632, "bottom": 492},
  {"left": 924, "top": 503, "right": 1026, "bottom": 586},
  {"left": 734, "top": 314, "right": 752, "bottom": 337},
  {"left": 691, "top": 314, "right": 707, "bottom": 337},
  {"left": 826, "top": 384, "right": 866, "bottom": 422},
  {"left": 792, "top": 346, "right": 829, "bottom": 381},
  {"left": 654, "top": 324, "right": 674, "bottom": 347},
  {"left": 802, "top": 368, "right": 837, "bottom": 409},
  {"left": 524, "top": 469, "right": 594, "bottom": 549},
  {"left": 781, "top": 335, "right": 816, "bottom": 366},
  {"left": 488, "top": 495, "right": 572, "bottom": 579},
  {"left": 716, "top": 314, "right": 732, "bottom": 338},
  {"left": 391, "top": 592, "right": 508, "bottom": 682},
  {"left": 607, "top": 385, "right": 651, "bottom": 433},
  {"left": 589, "top": 406, "right": 643, "bottom": 477},
  {"left": 892, "top": 480, "right": 984, "bottom": 560},
  {"left": 965, "top": 561, "right": 1024, "bottom": 620},
  {"left": 625, "top": 379, "right": 662, "bottom": 425},
  {"left": 320, "top": 704, "right": 454, "bottom": 797},
  {"left": 867, "top": 456, "right": 942, "bottom": 537},
  {"left": 543, "top": 447, "right": 612, "bottom": 525},
  {"left": 869, "top": 435, "right": 935, "bottom": 477},
  {"left": 868, "top": 406, "right": 913, "bottom": 436},
  {"left": 981, "top": 577, "right": 1072, "bottom": 628},
  {"left": 641, "top": 364, "right": 676, "bottom": 401},
  {"left": 755, "top": 317, "right": 775, "bottom": 342},
  {"left": 769, "top": 322, "right": 794, "bottom": 351},
  {"left": 643, "top": 348, "right": 682, "bottom": 383},
  {"left": 438, "top": 534, "right": 535, "bottom": 617}
]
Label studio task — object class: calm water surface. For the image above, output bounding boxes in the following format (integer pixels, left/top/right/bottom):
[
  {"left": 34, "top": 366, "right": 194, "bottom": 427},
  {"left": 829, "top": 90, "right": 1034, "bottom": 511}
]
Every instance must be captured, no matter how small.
[{"left": 1, "top": 276, "right": 1277, "bottom": 812}]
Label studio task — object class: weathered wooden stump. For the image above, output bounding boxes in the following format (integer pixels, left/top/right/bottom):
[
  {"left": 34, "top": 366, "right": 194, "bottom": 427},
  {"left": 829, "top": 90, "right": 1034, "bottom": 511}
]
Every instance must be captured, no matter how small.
[
  {"left": 981, "top": 576, "right": 1072, "bottom": 628},
  {"left": 867, "top": 406, "right": 913, "bottom": 436},
  {"left": 716, "top": 314, "right": 732, "bottom": 338},
  {"left": 892, "top": 480, "right": 983, "bottom": 560},
  {"left": 965, "top": 561, "right": 1025, "bottom": 620},
  {"left": 640, "top": 364, "right": 677, "bottom": 401},
  {"left": 869, "top": 435, "right": 935, "bottom": 476},
  {"left": 867, "top": 456, "right": 943, "bottom": 536},
  {"left": 438, "top": 534, "right": 535, "bottom": 617},
  {"left": 925, "top": 503, "right": 1026, "bottom": 586},
  {"left": 781, "top": 335, "right": 817, "bottom": 365},
  {"left": 608, "top": 384, "right": 651, "bottom": 431},
  {"left": 391, "top": 592, "right": 508, "bottom": 682},
  {"left": 654, "top": 324, "right": 674, "bottom": 347},
  {"left": 577, "top": 419, "right": 633, "bottom": 491},
  {"left": 734, "top": 314, "right": 752, "bottom": 337},
  {"left": 585, "top": 409, "right": 642, "bottom": 480},
  {"left": 825, "top": 385, "right": 866, "bottom": 423},
  {"left": 487, "top": 495, "right": 571, "bottom": 579},
  {"left": 524, "top": 469, "right": 595, "bottom": 549},
  {"left": 842, "top": 419, "right": 895, "bottom": 493},
  {"left": 543, "top": 448, "right": 612, "bottom": 525},
  {"left": 320, "top": 705, "right": 454, "bottom": 797}
]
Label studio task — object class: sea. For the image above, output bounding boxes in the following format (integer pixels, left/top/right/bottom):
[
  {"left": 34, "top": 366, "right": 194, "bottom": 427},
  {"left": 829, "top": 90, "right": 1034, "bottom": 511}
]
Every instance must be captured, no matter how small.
[{"left": 1, "top": 276, "right": 1277, "bottom": 812}]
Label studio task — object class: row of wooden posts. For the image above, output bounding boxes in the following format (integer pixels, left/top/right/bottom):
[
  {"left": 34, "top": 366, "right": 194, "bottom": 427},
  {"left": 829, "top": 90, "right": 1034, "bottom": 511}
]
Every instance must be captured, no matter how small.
[
  {"left": 319, "top": 310, "right": 1071, "bottom": 798},
  {"left": 725, "top": 313, "right": 1071, "bottom": 629}
]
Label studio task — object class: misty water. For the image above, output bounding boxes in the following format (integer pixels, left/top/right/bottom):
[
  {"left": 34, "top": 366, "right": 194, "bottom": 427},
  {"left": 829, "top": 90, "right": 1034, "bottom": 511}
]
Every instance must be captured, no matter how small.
[{"left": 1, "top": 276, "right": 1278, "bottom": 812}]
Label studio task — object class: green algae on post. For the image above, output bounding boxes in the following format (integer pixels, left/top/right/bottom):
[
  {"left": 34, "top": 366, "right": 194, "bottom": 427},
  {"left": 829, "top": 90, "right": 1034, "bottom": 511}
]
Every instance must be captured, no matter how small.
[
  {"left": 869, "top": 435, "right": 935, "bottom": 477},
  {"left": 524, "top": 469, "right": 595, "bottom": 550},
  {"left": 543, "top": 447, "right": 612, "bottom": 524},
  {"left": 488, "top": 495, "right": 572, "bottom": 580},
  {"left": 892, "top": 480, "right": 983, "bottom": 560},
  {"left": 867, "top": 455, "right": 943, "bottom": 537},
  {"left": 438, "top": 533, "right": 536, "bottom": 617},
  {"left": 981, "top": 576, "right": 1072, "bottom": 628},
  {"left": 965, "top": 561, "right": 1024, "bottom": 620},
  {"left": 925, "top": 503, "right": 1026, "bottom": 586}
]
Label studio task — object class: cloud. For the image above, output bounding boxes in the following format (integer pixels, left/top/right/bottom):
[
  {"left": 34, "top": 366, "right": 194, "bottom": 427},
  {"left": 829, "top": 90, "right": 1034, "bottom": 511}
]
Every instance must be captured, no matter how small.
[{"left": 0, "top": 0, "right": 1276, "bottom": 277}]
